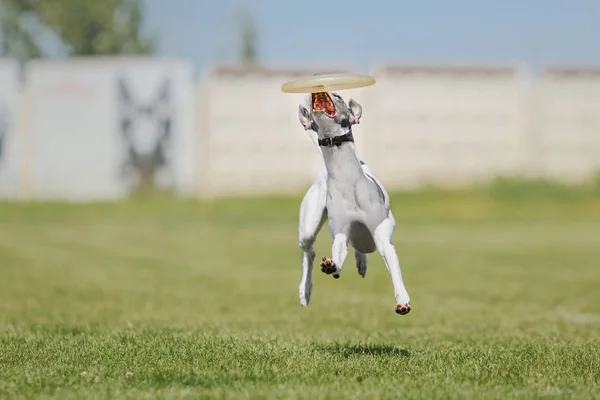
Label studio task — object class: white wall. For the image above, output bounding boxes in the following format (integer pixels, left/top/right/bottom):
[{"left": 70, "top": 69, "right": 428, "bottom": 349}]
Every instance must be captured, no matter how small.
[
  {"left": 531, "top": 68, "right": 600, "bottom": 183},
  {"left": 1, "top": 58, "right": 599, "bottom": 200},
  {"left": 361, "top": 65, "right": 528, "bottom": 188},
  {"left": 197, "top": 64, "right": 600, "bottom": 196}
]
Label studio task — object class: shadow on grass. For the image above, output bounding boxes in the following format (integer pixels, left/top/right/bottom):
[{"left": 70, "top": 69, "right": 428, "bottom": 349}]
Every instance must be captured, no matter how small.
[{"left": 318, "top": 343, "right": 411, "bottom": 358}]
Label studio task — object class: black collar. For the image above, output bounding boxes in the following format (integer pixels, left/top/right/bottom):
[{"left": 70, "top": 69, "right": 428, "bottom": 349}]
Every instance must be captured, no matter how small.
[{"left": 318, "top": 131, "right": 354, "bottom": 147}]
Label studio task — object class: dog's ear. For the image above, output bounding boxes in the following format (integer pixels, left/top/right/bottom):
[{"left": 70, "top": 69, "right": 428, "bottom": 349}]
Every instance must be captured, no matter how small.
[
  {"left": 298, "top": 105, "right": 313, "bottom": 130},
  {"left": 348, "top": 99, "right": 362, "bottom": 124}
]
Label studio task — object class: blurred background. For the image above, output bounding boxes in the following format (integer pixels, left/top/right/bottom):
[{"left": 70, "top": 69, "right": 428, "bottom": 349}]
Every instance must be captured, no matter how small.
[{"left": 0, "top": 0, "right": 599, "bottom": 200}]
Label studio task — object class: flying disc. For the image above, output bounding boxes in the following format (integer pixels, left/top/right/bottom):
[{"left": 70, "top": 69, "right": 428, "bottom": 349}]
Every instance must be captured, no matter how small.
[{"left": 281, "top": 72, "right": 376, "bottom": 94}]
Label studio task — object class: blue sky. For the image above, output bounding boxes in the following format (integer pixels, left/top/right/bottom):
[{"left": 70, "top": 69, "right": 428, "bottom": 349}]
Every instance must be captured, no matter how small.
[{"left": 142, "top": 0, "right": 600, "bottom": 75}]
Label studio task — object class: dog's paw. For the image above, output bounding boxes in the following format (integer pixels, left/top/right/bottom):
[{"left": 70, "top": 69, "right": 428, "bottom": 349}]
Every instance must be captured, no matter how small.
[
  {"left": 299, "top": 287, "right": 311, "bottom": 307},
  {"left": 395, "top": 303, "right": 411, "bottom": 315},
  {"left": 356, "top": 260, "right": 367, "bottom": 278},
  {"left": 320, "top": 257, "right": 339, "bottom": 278}
]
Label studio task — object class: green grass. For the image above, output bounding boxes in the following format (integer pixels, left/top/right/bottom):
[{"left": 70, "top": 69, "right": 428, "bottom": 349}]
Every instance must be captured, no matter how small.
[{"left": 1, "top": 180, "right": 599, "bottom": 399}]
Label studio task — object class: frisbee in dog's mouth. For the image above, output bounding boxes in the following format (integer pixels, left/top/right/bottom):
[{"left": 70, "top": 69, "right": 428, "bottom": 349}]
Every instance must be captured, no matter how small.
[{"left": 312, "top": 92, "right": 336, "bottom": 118}]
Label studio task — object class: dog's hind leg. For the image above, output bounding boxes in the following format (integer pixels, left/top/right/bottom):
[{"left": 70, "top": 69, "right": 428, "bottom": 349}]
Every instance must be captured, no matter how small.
[
  {"left": 355, "top": 250, "right": 368, "bottom": 277},
  {"left": 298, "top": 171, "right": 327, "bottom": 307},
  {"left": 373, "top": 217, "right": 411, "bottom": 315}
]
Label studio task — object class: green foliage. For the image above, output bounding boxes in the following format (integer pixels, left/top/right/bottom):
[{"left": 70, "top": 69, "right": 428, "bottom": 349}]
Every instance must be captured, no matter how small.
[
  {"left": 0, "top": 0, "right": 42, "bottom": 62},
  {"left": 239, "top": 9, "right": 257, "bottom": 63},
  {"left": 36, "top": 0, "right": 153, "bottom": 55},
  {"left": 0, "top": 0, "right": 153, "bottom": 62},
  {"left": 486, "top": 176, "right": 599, "bottom": 202}
]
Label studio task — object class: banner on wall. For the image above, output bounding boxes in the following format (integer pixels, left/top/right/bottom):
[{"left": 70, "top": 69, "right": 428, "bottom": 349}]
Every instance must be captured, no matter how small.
[{"left": 25, "top": 58, "right": 195, "bottom": 201}]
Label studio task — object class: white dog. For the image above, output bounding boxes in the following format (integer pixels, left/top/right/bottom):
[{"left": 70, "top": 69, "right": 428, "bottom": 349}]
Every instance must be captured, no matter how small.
[{"left": 297, "top": 91, "right": 411, "bottom": 315}]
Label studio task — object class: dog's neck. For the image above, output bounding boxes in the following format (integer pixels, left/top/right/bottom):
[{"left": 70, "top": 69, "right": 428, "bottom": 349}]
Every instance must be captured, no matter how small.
[{"left": 318, "top": 130, "right": 364, "bottom": 182}]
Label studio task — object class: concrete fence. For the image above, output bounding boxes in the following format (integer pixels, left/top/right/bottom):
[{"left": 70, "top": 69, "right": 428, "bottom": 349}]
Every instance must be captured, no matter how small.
[{"left": 0, "top": 57, "right": 598, "bottom": 201}]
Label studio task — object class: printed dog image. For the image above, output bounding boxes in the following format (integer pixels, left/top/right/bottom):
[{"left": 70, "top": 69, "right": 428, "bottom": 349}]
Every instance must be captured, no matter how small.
[{"left": 116, "top": 76, "right": 174, "bottom": 193}]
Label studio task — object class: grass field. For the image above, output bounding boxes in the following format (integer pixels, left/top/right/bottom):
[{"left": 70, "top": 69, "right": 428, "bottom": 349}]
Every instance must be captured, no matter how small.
[{"left": 1, "top": 179, "right": 599, "bottom": 399}]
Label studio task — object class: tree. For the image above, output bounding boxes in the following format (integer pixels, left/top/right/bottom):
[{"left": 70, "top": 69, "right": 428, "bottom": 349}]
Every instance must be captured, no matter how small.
[
  {"left": 0, "top": 0, "right": 42, "bottom": 63},
  {"left": 37, "top": 0, "right": 153, "bottom": 56},
  {"left": 238, "top": 9, "right": 257, "bottom": 63},
  {"left": 0, "top": 0, "right": 153, "bottom": 63}
]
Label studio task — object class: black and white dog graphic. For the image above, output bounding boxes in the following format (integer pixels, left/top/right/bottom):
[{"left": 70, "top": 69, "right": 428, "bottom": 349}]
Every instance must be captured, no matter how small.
[{"left": 117, "top": 76, "right": 175, "bottom": 192}]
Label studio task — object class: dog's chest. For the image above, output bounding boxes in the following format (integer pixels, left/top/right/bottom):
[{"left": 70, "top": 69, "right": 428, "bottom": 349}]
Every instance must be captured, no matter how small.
[
  {"left": 326, "top": 177, "right": 386, "bottom": 228},
  {"left": 326, "top": 179, "right": 360, "bottom": 212}
]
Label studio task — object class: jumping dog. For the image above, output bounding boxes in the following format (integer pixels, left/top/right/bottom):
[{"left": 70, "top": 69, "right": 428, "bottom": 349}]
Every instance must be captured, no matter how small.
[{"left": 297, "top": 92, "right": 411, "bottom": 315}]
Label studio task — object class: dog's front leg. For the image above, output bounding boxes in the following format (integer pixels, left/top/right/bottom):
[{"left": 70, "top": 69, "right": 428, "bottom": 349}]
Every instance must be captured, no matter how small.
[
  {"left": 320, "top": 233, "right": 348, "bottom": 279},
  {"left": 298, "top": 172, "right": 327, "bottom": 306},
  {"left": 373, "top": 217, "right": 411, "bottom": 315}
]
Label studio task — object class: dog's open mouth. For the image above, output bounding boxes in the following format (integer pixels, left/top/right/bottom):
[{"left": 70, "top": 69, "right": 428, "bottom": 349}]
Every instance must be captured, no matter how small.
[{"left": 312, "top": 92, "right": 336, "bottom": 118}]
